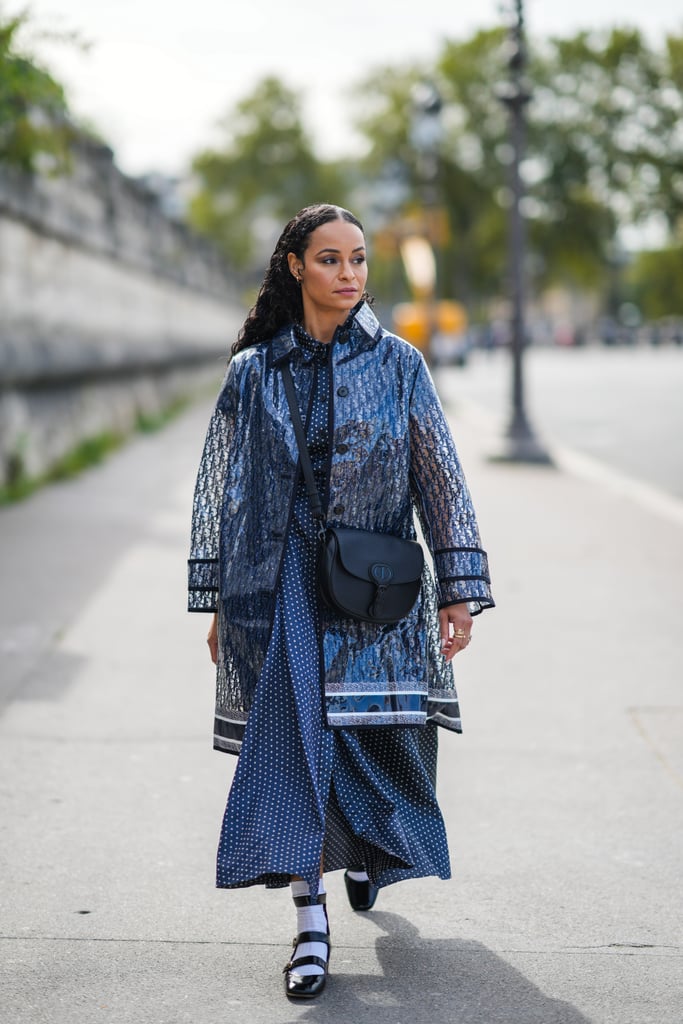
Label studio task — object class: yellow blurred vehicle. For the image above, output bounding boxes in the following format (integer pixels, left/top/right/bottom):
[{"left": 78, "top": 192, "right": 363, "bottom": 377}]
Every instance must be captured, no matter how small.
[{"left": 392, "top": 300, "right": 470, "bottom": 366}]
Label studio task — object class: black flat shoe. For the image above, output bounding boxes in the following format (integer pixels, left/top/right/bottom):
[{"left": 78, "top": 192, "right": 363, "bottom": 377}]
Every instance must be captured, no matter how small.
[
  {"left": 283, "top": 929, "right": 331, "bottom": 999},
  {"left": 344, "top": 869, "right": 379, "bottom": 912}
]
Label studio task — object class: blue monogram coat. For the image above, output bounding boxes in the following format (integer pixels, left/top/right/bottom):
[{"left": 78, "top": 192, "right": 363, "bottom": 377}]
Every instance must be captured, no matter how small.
[{"left": 188, "top": 302, "right": 493, "bottom": 753}]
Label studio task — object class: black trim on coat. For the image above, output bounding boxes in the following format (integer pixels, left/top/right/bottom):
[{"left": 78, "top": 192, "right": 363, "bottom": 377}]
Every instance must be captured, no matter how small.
[{"left": 432, "top": 546, "right": 487, "bottom": 555}]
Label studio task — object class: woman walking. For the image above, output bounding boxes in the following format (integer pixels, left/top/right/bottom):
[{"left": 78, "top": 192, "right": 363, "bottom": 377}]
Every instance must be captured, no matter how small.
[{"left": 188, "top": 204, "right": 493, "bottom": 999}]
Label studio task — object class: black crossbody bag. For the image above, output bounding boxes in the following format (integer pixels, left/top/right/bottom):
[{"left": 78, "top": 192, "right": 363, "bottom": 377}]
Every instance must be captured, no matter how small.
[{"left": 280, "top": 363, "right": 424, "bottom": 625}]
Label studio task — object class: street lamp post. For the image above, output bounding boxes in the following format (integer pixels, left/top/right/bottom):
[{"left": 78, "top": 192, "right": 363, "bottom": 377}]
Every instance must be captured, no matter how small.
[
  {"left": 409, "top": 81, "right": 443, "bottom": 362},
  {"left": 410, "top": 80, "right": 442, "bottom": 213},
  {"left": 496, "top": 0, "right": 552, "bottom": 464}
]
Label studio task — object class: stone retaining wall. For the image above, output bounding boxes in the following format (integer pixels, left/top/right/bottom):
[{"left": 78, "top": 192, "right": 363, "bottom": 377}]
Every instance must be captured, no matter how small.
[{"left": 0, "top": 140, "right": 242, "bottom": 487}]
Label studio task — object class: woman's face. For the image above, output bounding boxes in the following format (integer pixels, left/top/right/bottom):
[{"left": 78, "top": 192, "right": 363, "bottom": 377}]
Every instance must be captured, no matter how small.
[{"left": 289, "top": 219, "right": 368, "bottom": 321}]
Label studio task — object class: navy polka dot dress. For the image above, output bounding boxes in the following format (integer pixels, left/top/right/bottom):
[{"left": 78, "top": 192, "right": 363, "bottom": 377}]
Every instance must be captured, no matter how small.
[{"left": 216, "top": 328, "right": 451, "bottom": 898}]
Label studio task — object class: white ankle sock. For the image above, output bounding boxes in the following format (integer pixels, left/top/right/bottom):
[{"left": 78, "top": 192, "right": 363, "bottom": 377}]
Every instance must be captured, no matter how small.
[
  {"left": 290, "top": 879, "right": 328, "bottom": 977},
  {"left": 346, "top": 869, "right": 369, "bottom": 882}
]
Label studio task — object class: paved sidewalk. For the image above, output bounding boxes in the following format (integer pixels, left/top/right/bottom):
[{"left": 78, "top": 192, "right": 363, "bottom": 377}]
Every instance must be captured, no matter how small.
[{"left": 0, "top": 385, "right": 681, "bottom": 1024}]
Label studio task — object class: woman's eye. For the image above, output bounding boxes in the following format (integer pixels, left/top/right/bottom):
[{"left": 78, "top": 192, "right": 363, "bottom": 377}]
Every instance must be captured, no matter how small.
[{"left": 320, "top": 255, "right": 365, "bottom": 266}]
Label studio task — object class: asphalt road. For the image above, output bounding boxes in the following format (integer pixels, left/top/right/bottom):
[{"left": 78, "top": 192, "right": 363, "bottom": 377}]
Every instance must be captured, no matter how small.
[{"left": 436, "top": 345, "right": 683, "bottom": 499}]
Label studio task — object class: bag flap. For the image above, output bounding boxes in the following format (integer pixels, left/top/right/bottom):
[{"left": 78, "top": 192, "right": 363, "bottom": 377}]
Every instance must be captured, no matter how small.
[{"left": 328, "top": 527, "right": 424, "bottom": 585}]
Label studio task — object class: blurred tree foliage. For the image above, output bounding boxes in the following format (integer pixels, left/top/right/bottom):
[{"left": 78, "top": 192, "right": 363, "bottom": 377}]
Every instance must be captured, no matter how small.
[
  {"left": 353, "top": 26, "right": 683, "bottom": 314},
  {"left": 189, "top": 77, "right": 350, "bottom": 272},
  {"left": 0, "top": 11, "right": 75, "bottom": 172},
  {"left": 188, "top": 28, "right": 683, "bottom": 316},
  {"left": 529, "top": 29, "right": 683, "bottom": 290},
  {"left": 628, "top": 245, "right": 683, "bottom": 317}
]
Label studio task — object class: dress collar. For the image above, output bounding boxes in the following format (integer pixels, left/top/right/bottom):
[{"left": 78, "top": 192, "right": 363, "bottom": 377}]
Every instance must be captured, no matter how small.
[
  {"left": 270, "top": 301, "right": 383, "bottom": 367},
  {"left": 293, "top": 323, "right": 330, "bottom": 363}
]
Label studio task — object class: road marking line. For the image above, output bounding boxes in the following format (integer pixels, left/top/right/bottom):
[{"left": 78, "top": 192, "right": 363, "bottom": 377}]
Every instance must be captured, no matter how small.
[
  {"left": 453, "top": 397, "right": 683, "bottom": 529},
  {"left": 550, "top": 443, "right": 683, "bottom": 528}
]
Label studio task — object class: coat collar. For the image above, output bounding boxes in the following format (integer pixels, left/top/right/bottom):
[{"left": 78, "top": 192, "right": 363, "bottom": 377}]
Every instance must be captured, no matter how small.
[{"left": 270, "top": 301, "right": 382, "bottom": 368}]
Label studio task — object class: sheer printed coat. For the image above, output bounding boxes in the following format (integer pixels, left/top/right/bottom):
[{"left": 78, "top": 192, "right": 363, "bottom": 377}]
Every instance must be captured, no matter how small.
[{"left": 188, "top": 302, "right": 493, "bottom": 754}]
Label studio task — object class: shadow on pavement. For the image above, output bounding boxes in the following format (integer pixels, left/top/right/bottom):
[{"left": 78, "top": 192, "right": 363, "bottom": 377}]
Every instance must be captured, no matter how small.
[{"left": 288, "top": 911, "right": 592, "bottom": 1024}]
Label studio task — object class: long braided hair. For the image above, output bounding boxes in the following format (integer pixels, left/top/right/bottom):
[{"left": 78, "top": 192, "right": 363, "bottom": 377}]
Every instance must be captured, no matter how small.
[{"left": 232, "top": 204, "right": 368, "bottom": 355}]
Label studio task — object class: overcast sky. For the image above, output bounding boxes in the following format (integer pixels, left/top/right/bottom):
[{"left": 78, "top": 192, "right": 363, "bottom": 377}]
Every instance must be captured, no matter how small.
[{"left": 12, "top": 0, "right": 683, "bottom": 177}]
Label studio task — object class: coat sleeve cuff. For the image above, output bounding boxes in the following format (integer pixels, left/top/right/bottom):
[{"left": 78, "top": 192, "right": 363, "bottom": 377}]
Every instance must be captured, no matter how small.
[
  {"left": 188, "top": 590, "right": 218, "bottom": 612},
  {"left": 188, "top": 559, "right": 219, "bottom": 612},
  {"left": 434, "top": 547, "right": 494, "bottom": 614}
]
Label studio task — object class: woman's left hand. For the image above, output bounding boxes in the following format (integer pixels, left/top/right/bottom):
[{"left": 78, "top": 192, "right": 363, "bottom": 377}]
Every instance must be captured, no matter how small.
[
  {"left": 439, "top": 603, "right": 473, "bottom": 661},
  {"left": 207, "top": 612, "right": 219, "bottom": 665}
]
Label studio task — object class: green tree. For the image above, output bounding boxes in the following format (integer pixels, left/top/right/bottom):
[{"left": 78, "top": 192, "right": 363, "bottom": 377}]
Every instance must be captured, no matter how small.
[
  {"left": 628, "top": 245, "right": 683, "bottom": 317},
  {"left": 437, "top": 29, "right": 517, "bottom": 302},
  {"left": 528, "top": 28, "right": 683, "bottom": 267},
  {"left": 353, "top": 27, "right": 683, "bottom": 311},
  {"left": 0, "top": 11, "right": 74, "bottom": 171},
  {"left": 189, "top": 77, "right": 350, "bottom": 272},
  {"left": 354, "top": 31, "right": 526, "bottom": 307}
]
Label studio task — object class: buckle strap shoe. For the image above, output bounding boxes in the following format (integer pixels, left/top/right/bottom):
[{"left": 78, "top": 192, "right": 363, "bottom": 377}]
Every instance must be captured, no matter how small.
[
  {"left": 283, "top": 929, "right": 331, "bottom": 999},
  {"left": 291, "top": 891, "right": 327, "bottom": 908},
  {"left": 344, "top": 869, "right": 379, "bottom": 912}
]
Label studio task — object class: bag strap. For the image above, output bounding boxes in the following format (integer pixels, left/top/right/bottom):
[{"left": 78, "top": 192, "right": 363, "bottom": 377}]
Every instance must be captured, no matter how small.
[{"left": 280, "top": 362, "right": 326, "bottom": 530}]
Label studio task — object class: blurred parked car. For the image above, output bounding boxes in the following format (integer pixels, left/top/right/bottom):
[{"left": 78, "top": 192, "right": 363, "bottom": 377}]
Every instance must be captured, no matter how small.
[
  {"left": 430, "top": 328, "right": 472, "bottom": 367},
  {"left": 393, "top": 300, "right": 470, "bottom": 366}
]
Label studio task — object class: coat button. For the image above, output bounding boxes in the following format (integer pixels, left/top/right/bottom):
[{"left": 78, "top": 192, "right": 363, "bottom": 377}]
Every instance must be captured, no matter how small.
[
  {"left": 337, "top": 386, "right": 349, "bottom": 397},
  {"left": 332, "top": 504, "right": 345, "bottom": 516},
  {"left": 335, "top": 443, "right": 349, "bottom": 454},
  {"left": 338, "top": 331, "right": 350, "bottom": 345}
]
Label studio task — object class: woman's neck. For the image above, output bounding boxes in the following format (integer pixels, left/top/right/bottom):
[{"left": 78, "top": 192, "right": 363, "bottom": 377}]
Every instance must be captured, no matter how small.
[{"left": 301, "top": 310, "right": 348, "bottom": 344}]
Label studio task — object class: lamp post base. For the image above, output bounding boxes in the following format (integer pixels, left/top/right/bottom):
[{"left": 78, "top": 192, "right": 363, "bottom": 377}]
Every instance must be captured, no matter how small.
[{"left": 490, "top": 416, "right": 554, "bottom": 466}]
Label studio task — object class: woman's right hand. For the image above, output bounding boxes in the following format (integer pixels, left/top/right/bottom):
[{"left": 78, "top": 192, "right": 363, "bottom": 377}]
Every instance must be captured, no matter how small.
[{"left": 207, "top": 612, "right": 218, "bottom": 664}]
